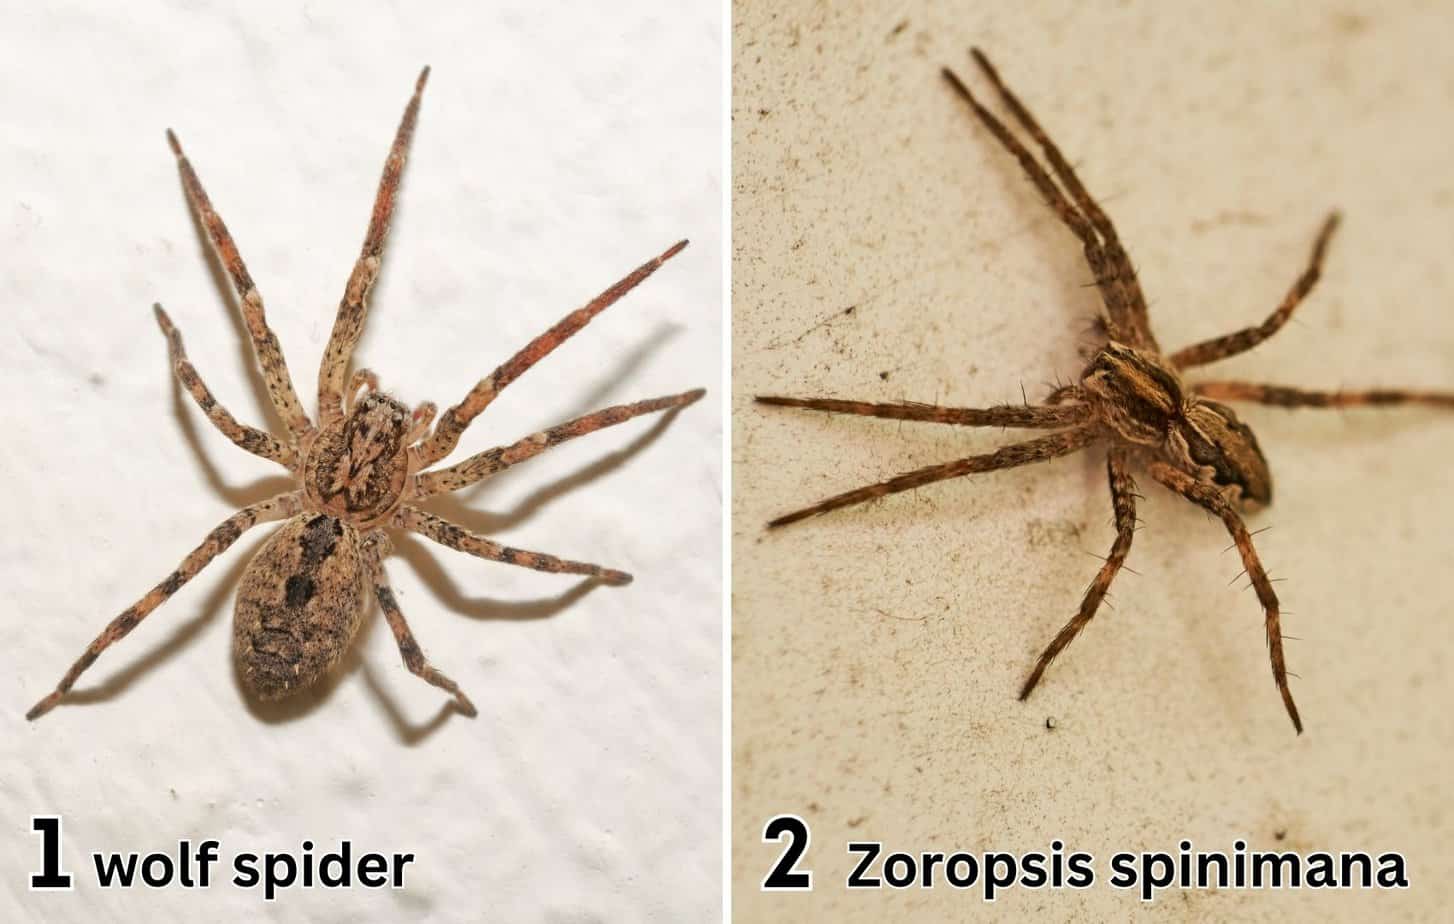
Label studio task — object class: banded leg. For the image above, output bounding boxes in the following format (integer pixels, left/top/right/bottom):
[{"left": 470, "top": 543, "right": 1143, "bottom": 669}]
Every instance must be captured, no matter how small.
[
  {"left": 166, "top": 130, "right": 313, "bottom": 438},
  {"left": 395, "top": 507, "right": 633, "bottom": 585},
  {"left": 1020, "top": 448, "right": 1138, "bottom": 700},
  {"left": 943, "top": 57, "right": 1136, "bottom": 349},
  {"left": 415, "top": 388, "right": 705, "bottom": 497},
  {"left": 318, "top": 68, "right": 430, "bottom": 426},
  {"left": 154, "top": 305, "right": 296, "bottom": 469},
  {"left": 1171, "top": 213, "right": 1341, "bottom": 369},
  {"left": 1193, "top": 381, "right": 1454, "bottom": 410},
  {"left": 1145, "top": 461, "right": 1301, "bottom": 733},
  {"left": 756, "top": 395, "right": 1091, "bottom": 428},
  {"left": 359, "top": 532, "right": 476, "bottom": 716},
  {"left": 766, "top": 426, "right": 1099, "bottom": 529},
  {"left": 966, "top": 48, "right": 1158, "bottom": 352},
  {"left": 26, "top": 492, "right": 301, "bottom": 720},
  {"left": 415, "top": 239, "right": 691, "bottom": 468}
]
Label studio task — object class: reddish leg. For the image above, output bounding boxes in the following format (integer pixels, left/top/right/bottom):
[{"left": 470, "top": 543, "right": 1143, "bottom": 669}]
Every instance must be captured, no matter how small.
[
  {"left": 766, "top": 426, "right": 1099, "bottom": 529},
  {"left": 318, "top": 68, "right": 430, "bottom": 426},
  {"left": 27, "top": 492, "right": 301, "bottom": 720},
  {"left": 415, "top": 389, "right": 705, "bottom": 497},
  {"left": 1020, "top": 449, "right": 1138, "bottom": 700},
  {"left": 416, "top": 240, "right": 691, "bottom": 467},
  {"left": 1146, "top": 460, "right": 1301, "bottom": 733}
]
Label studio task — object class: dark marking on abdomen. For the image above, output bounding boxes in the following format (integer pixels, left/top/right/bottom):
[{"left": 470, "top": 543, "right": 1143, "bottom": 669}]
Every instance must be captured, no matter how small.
[{"left": 284, "top": 574, "right": 316, "bottom": 607}]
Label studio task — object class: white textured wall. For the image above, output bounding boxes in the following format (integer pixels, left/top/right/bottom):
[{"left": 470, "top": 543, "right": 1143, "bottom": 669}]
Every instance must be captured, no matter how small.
[{"left": 1, "top": 2, "right": 722, "bottom": 921}]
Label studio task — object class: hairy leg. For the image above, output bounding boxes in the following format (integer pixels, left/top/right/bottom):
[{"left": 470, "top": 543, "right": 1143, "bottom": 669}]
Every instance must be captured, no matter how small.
[
  {"left": 966, "top": 48, "right": 1158, "bottom": 352},
  {"left": 1145, "top": 460, "right": 1301, "bottom": 733},
  {"left": 415, "top": 240, "right": 690, "bottom": 468},
  {"left": 766, "top": 426, "right": 1099, "bottom": 529},
  {"left": 1171, "top": 213, "right": 1340, "bottom": 369},
  {"left": 359, "top": 531, "right": 476, "bottom": 716},
  {"left": 394, "top": 507, "right": 632, "bottom": 585},
  {"left": 166, "top": 131, "right": 313, "bottom": 438},
  {"left": 26, "top": 492, "right": 302, "bottom": 720},
  {"left": 944, "top": 54, "right": 1149, "bottom": 351},
  {"left": 1193, "top": 381, "right": 1454, "bottom": 410},
  {"left": 154, "top": 305, "right": 296, "bottom": 469},
  {"left": 318, "top": 68, "right": 430, "bottom": 426},
  {"left": 1020, "top": 448, "right": 1137, "bottom": 700},
  {"left": 755, "top": 395, "right": 1091, "bottom": 428},
  {"left": 345, "top": 368, "right": 381, "bottom": 415},
  {"left": 414, "top": 388, "right": 705, "bottom": 497},
  {"left": 1045, "top": 384, "right": 1088, "bottom": 405}
]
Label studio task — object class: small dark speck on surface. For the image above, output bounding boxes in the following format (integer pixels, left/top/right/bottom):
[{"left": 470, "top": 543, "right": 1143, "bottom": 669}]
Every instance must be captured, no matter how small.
[
  {"left": 1274, "top": 828, "right": 1287, "bottom": 841},
  {"left": 1045, "top": 717, "right": 1057, "bottom": 731},
  {"left": 847, "top": 816, "right": 866, "bottom": 828},
  {"left": 879, "top": 371, "right": 890, "bottom": 381},
  {"left": 88, "top": 373, "right": 105, "bottom": 387},
  {"left": 889, "top": 19, "right": 908, "bottom": 39}
]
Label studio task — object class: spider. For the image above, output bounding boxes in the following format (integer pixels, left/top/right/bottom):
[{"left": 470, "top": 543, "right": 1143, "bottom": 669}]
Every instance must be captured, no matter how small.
[
  {"left": 756, "top": 49, "right": 1454, "bottom": 733},
  {"left": 26, "top": 68, "right": 704, "bottom": 722}
]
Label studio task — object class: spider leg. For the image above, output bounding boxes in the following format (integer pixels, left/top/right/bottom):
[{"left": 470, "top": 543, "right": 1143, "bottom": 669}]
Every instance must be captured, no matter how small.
[
  {"left": 964, "top": 48, "right": 1158, "bottom": 352},
  {"left": 415, "top": 240, "right": 690, "bottom": 468},
  {"left": 166, "top": 130, "right": 313, "bottom": 439},
  {"left": 755, "top": 396, "right": 1091, "bottom": 428},
  {"left": 1045, "top": 385, "right": 1087, "bottom": 405},
  {"left": 1192, "top": 381, "right": 1454, "bottom": 410},
  {"left": 1171, "top": 213, "right": 1340, "bottom": 369},
  {"left": 154, "top": 305, "right": 297, "bottom": 469},
  {"left": 359, "top": 531, "right": 476, "bottom": 716},
  {"left": 413, "top": 388, "right": 705, "bottom": 497},
  {"left": 25, "top": 492, "right": 301, "bottom": 720},
  {"left": 394, "top": 507, "right": 633, "bottom": 585},
  {"left": 1145, "top": 460, "right": 1302, "bottom": 734},
  {"left": 318, "top": 68, "right": 430, "bottom": 427},
  {"left": 1020, "top": 448, "right": 1137, "bottom": 700},
  {"left": 766, "top": 426, "right": 1100, "bottom": 529}
]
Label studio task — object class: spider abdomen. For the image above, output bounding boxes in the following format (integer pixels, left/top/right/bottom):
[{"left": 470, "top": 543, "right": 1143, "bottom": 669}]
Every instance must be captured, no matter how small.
[
  {"left": 1168, "top": 400, "right": 1274, "bottom": 509},
  {"left": 234, "top": 513, "right": 368, "bottom": 701}
]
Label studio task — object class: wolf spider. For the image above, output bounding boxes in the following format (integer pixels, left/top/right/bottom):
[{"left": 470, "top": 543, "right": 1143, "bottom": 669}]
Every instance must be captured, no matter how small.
[
  {"left": 757, "top": 49, "right": 1454, "bottom": 733},
  {"left": 27, "top": 68, "right": 704, "bottom": 721}
]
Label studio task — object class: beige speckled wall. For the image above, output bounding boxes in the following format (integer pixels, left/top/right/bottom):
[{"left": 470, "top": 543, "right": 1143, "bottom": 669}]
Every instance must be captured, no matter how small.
[{"left": 732, "top": 1, "right": 1454, "bottom": 920}]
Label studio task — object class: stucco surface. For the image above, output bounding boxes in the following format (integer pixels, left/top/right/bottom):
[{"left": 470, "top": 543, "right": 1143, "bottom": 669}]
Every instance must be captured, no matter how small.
[
  {"left": 733, "top": 2, "right": 1454, "bottom": 920},
  {"left": 1, "top": 2, "right": 722, "bottom": 921}
]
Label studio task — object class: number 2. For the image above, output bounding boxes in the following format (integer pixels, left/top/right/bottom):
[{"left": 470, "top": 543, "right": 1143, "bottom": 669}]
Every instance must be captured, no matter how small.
[{"left": 761, "top": 814, "right": 812, "bottom": 891}]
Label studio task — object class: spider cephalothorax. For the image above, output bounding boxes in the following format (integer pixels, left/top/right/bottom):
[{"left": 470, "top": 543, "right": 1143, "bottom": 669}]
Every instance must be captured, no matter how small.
[
  {"left": 1080, "top": 343, "right": 1272, "bottom": 508},
  {"left": 305, "top": 386, "right": 418, "bottom": 524},
  {"left": 758, "top": 48, "right": 1453, "bottom": 733},
  {"left": 27, "top": 68, "right": 704, "bottom": 721}
]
